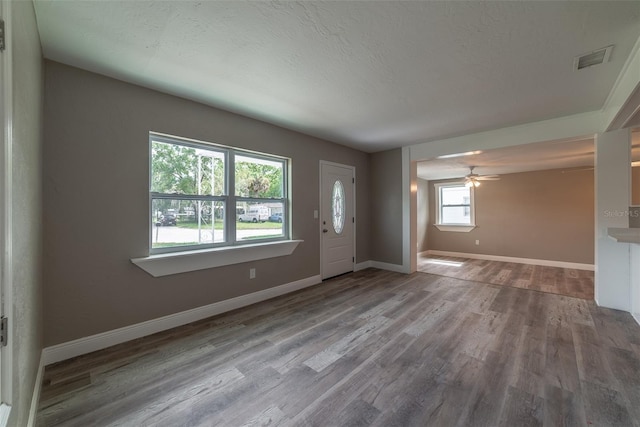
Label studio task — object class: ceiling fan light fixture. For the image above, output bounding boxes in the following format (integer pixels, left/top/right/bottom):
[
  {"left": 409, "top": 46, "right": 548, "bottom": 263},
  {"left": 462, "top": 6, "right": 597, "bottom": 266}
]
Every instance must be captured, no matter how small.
[
  {"left": 464, "top": 167, "right": 484, "bottom": 188},
  {"left": 465, "top": 178, "right": 480, "bottom": 188}
]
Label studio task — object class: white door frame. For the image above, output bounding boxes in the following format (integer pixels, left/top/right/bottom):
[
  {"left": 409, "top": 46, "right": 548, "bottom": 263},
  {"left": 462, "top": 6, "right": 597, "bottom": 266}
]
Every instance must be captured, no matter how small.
[
  {"left": 0, "top": 0, "right": 14, "bottom": 418},
  {"left": 319, "top": 160, "right": 356, "bottom": 280}
]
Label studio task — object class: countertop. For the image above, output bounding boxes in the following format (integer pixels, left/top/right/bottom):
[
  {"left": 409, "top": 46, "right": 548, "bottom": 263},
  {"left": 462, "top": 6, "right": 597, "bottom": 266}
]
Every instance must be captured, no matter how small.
[{"left": 608, "top": 228, "right": 640, "bottom": 244}]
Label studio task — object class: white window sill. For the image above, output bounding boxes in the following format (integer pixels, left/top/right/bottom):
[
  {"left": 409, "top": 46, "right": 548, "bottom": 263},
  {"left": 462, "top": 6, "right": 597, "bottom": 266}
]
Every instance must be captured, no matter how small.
[
  {"left": 434, "top": 224, "right": 476, "bottom": 232},
  {"left": 131, "top": 240, "right": 303, "bottom": 277}
]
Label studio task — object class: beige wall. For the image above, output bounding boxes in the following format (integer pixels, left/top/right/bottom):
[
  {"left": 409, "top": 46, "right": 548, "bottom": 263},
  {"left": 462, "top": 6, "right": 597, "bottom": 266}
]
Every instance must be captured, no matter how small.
[
  {"left": 427, "top": 167, "right": 594, "bottom": 264},
  {"left": 370, "top": 149, "right": 403, "bottom": 265},
  {"left": 9, "top": 2, "right": 43, "bottom": 425},
  {"left": 632, "top": 166, "right": 640, "bottom": 206},
  {"left": 43, "top": 61, "right": 371, "bottom": 346}
]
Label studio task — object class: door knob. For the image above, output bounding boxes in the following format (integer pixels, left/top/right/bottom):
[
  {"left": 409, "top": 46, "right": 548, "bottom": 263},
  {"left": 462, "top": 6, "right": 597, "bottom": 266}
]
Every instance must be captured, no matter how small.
[{"left": 323, "top": 229, "right": 328, "bottom": 233}]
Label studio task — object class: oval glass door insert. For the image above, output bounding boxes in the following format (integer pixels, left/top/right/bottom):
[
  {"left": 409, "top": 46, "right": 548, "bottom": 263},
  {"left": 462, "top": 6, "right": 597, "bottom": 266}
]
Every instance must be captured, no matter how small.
[{"left": 332, "top": 179, "right": 345, "bottom": 234}]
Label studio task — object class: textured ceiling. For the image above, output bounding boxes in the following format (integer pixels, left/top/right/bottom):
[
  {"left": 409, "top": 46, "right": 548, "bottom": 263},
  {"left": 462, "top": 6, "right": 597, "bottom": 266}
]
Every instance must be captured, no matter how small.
[
  {"left": 417, "top": 138, "right": 594, "bottom": 180},
  {"left": 34, "top": 1, "right": 640, "bottom": 152},
  {"left": 418, "top": 130, "right": 640, "bottom": 180}
]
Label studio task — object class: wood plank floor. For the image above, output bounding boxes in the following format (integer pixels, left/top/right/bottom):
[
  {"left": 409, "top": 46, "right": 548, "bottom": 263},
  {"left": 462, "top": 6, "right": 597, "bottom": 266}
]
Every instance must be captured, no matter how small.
[
  {"left": 418, "top": 254, "right": 594, "bottom": 300},
  {"left": 38, "top": 269, "right": 639, "bottom": 426}
]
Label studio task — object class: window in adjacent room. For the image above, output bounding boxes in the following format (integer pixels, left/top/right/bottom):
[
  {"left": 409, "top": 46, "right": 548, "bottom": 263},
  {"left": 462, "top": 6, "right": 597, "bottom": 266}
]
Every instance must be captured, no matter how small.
[
  {"left": 434, "top": 182, "right": 475, "bottom": 232},
  {"left": 150, "top": 133, "right": 289, "bottom": 254}
]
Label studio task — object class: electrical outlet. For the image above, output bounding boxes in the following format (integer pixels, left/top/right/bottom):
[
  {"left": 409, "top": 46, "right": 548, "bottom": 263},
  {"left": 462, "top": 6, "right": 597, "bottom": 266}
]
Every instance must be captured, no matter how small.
[
  {"left": 249, "top": 268, "right": 256, "bottom": 279},
  {"left": 475, "top": 240, "right": 480, "bottom": 245}
]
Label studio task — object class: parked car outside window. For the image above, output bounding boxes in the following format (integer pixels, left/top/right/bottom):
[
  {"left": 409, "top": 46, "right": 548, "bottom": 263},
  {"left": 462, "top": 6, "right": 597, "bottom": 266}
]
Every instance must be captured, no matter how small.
[
  {"left": 155, "top": 213, "right": 177, "bottom": 226},
  {"left": 238, "top": 207, "right": 269, "bottom": 223},
  {"left": 269, "top": 213, "right": 283, "bottom": 223}
]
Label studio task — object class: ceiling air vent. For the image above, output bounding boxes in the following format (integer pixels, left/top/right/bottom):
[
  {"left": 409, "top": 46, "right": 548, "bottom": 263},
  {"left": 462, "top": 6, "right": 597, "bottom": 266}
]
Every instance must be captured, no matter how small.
[{"left": 574, "top": 45, "right": 613, "bottom": 71}]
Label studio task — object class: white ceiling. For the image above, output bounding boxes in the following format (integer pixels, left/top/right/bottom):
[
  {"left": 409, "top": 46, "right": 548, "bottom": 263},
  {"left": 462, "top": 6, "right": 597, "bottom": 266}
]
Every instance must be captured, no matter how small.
[
  {"left": 33, "top": 1, "right": 640, "bottom": 153},
  {"left": 417, "top": 130, "right": 640, "bottom": 181}
]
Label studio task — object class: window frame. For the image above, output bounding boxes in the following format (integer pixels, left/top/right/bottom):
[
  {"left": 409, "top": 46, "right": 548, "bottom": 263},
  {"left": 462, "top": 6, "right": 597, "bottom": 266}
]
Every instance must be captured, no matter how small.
[
  {"left": 434, "top": 182, "right": 476, "bottom": 232},
  {"left": 149, "top": 133, "right": 289, "bottom": 254}
]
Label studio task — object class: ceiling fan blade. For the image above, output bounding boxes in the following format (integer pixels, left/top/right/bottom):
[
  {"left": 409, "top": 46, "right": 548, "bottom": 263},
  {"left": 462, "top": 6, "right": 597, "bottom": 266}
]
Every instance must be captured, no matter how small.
[{"left": 476, "top": 176, "right": 500, "bottom": 180}]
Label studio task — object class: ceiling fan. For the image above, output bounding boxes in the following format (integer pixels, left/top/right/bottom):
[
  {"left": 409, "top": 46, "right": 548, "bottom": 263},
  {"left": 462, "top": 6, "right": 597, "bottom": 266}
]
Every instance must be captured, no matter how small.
[{"left": 464, "top": 166, "right": 500, "bottom": 187}]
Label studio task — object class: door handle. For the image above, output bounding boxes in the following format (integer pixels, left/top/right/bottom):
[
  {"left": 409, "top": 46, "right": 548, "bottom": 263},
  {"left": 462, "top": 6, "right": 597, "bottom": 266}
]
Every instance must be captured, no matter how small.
[{"left": 323, "top": 229, "right": 328, "bottom": 233}]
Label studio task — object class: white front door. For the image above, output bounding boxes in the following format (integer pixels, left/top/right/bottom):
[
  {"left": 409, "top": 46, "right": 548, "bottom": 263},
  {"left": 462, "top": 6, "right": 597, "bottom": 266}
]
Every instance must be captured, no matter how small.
[
  {"left": 0, "top": 0, "right": 7, "bottom": 405},
  {"left": 320, "top": 162, "right": 355, "bottom": 280},
  {"left": 0, "top": 0, "right": 13, "bottom": 412}
]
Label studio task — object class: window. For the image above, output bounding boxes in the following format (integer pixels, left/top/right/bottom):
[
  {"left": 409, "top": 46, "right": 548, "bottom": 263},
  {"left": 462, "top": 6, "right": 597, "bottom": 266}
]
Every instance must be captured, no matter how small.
[
  {"left": 150, "top": 133, "right": 288, "bottom": 253},
  {"left": 332, "top": 180, "right": 345, "bottom": 234},
  {"left": 434, "top": 182, "right": 475, "bottom": 232}
]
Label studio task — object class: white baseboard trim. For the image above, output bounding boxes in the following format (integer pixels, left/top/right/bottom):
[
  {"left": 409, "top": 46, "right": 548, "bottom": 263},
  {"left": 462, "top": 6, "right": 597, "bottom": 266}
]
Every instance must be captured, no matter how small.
[
  {"left": 354, "top": 260, "right": 408, "bottom": 274},
  {"left": 0, "top": 404, "right": 11, "bottom": 427},
  {"left": 633, "top": 313, "right": 640, "bottom": 327},
  {"left": 354, "top": 261, "right": 372, "bottom": 271},
  {"left": 26, "top": 352, "right": 44, "bottom": 427},
  {"left": 425, "top": 250, "right": 595, "bottom": 271},
  {"left": 43, "top": 275, "right": 322, "bottom": 366},
  {"left": 370, "top": 261, "right": 408, "bottom": 274}
]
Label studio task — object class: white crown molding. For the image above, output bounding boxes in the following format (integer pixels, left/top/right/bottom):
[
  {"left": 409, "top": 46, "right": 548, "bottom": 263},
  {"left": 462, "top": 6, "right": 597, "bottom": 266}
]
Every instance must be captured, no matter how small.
[{"left": 602, "top": 34, "right": 640, "bottom": 130}]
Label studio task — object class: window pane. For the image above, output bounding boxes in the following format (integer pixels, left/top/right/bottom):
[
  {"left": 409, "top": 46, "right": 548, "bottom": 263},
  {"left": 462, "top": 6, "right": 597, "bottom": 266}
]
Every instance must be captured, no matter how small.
[
  {"left": 441, "top": 186, "right": 470, "bottom": 205},
  {"left": 235, "top": 154, "right": 284, "bottom": 198},
  {"left": 151, "top": 141, "right": 225, "bottom": 195},
  {"left": 152, "top": 199, "right": 225, "bottom": 249},
  {"left": 332, "top": 179, "right": 345, "bottom": 234},
  {"left": 236, "top": 201, "right": 284, "bottom": 241},
  {"left": 441, "top": 206, "right": 471, "bottom": 224},
  {"left": 150, "top": 134, "right": 289, "bottom": 253}
]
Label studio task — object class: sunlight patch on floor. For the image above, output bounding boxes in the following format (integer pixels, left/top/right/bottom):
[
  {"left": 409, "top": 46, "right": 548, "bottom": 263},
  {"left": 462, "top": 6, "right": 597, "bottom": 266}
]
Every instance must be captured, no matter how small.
[{"left": 423, "top": 259, "right": 464, "bottom": 267}]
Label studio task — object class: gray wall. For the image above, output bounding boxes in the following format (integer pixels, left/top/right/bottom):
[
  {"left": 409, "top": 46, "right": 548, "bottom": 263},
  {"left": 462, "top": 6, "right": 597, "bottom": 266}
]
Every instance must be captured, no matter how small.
[
  {"left": 370, "top": 149, "right": 403, "bottom": 265},
  {"left": 416, "top": 178, "right": 429, "bottom": 253},
  {"left": 595, "top": 129, "right": 631, "bottom": 310},
  {"left": 43, "top": 61, "right": 371, "bottom": 346},
  {"left": 9, "top": 2, "right": 43, "bottom": 425},
  {"left": 632, "top": 166, "right": 640, "bottom": 206},
  {"left": 427, "top": 167, "right": 595, "bottom": 265}
]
